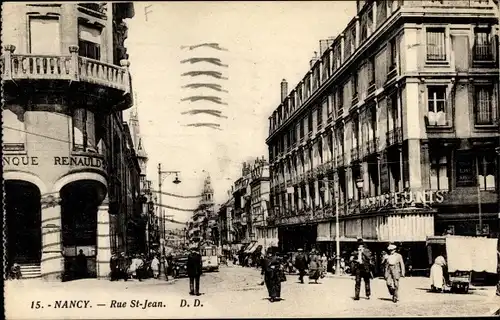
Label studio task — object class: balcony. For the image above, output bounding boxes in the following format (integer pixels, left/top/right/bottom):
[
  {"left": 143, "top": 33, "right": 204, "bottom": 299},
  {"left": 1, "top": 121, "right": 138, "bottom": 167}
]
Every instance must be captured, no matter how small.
[
  {"left": 2, "top": 45, "right": 132, "bottom": 110},
  {"left": 386, "top": 127, "right": 402, "bottom": 146}
]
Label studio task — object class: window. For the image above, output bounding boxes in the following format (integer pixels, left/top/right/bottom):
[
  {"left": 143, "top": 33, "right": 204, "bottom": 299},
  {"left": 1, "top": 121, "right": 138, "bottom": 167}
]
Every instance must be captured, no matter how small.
[
  {"left": 474, "top": 29, "right": 492, "bottom": 61},
  {"left": 317, "top": 105, "right": 323, "bottom": 127},
  {"left": 368, "top": 57, "right": 375, "bottom": 85},
  {"left": 389, "top": 38, "right": 397, "bottom": 70},
  {"left": 352, "top": 72, "right": 358, "bottom": 98},
  {"left": 360, "top": 15, "right": 368, "bottom": 42},
  {"left": 478, "top": 153, "right": 495, "bottom": 190},
  {"left": 430, "top": 154, "right": 449, "bottom": 191},
  {"left": 327, "top": 93, "right": 333, "bottom": 117},
  {"left": 300, "top": 119, "right": 305, "bottom": 138},
  {"left": 475, "top": 86, "right": 494, "bottom": 125},
  {"left": 73, "top": 108, "right": 97, "bottom": 152},
  {"left": 426, "top": 28, "right": 446, "bottom": 61},
  {"left": 427, "top": 86, "right": 447, "bottom": 126},
  {"left": 2, "top": 106, "right": 26, "bottom": 151},
  {"left": 338, "top": 86, "right": 344, "bottom": 110},
  {"left": 308, "top": 112, "right": 313, "bottom": 133},
  {"left": 29, "top": 17, "right": 61, "bottom": 54},
  {"left": 79, "top": 24, "right": 102, "bottom": 60}
]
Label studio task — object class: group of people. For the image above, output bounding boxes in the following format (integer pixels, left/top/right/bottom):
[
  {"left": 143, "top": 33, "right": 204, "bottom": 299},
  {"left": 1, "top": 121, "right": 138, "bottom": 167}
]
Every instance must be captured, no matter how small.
[
  {"left": 293, "top": 249, "right": 328, "bottom": 284},
  {"left": 349, "top": 238, "right": 406, "bottom": 303},
  {"left": 109, "top": 252, "right": 166, "bottom": 281}
]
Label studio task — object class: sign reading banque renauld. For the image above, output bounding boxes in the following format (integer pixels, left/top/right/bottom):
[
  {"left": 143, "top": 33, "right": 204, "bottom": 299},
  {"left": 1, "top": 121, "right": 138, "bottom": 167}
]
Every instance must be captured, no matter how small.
[
  {"left": 360, "top": 189, "right": 446, "bottom": 211},
  {"left": 2, "top": 155, "right": 106, "bottom": 170}
]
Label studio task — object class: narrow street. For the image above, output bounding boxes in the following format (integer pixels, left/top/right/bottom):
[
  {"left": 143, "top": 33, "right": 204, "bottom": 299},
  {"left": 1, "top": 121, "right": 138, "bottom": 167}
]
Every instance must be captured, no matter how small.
[{"left": 6, "top": 265, "right": 499, "bottom": 319}]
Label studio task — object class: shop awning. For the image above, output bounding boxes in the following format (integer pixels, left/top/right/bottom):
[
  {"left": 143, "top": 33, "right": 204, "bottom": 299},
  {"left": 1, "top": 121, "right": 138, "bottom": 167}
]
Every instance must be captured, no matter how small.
[{"left": 436, "top": 212, "right": 498, "bottom": 220}]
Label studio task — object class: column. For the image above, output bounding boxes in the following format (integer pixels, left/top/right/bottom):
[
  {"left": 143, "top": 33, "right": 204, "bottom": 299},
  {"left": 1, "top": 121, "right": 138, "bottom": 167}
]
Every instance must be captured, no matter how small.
[
  {"left": 408, "top": 139, "right": 422, "bottom": 190},
  {"left": 355, "top": 16, "right": 360, "bottom": 49},
  {"left": 315, "top": 180, "right": 321, "bottom": 208},
  {"left": 340, "top": 34, "right": 345, "bottom": 63},
  {"left": 41, "top": 195, "right": 63, "bottom": 281},
  {"left": 298, "top": 186, "right": 303, "bottom": 210},
  {"left": 372, "top": 1, "right": 377, "bottom": 30},
  {"left": 305, "top": 184, "right": 311, "bottom": 208},
  {"left": 97, "top": 197, "right": 112, "bottom": 278}
]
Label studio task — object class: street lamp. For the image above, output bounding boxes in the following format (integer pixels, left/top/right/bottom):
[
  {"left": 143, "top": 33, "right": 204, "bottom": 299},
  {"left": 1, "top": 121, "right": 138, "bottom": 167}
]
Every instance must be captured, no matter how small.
[
  {"left": 157, "top": 163, "right": 181, "bottom": 281},
  {"left": 322, "top": 177, "right": 342, "bottom": 276}
]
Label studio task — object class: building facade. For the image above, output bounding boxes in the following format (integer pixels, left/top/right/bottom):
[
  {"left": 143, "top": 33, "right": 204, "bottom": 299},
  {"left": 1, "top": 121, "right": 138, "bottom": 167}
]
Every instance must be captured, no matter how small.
[
  {"left": 187, "top": 176, "right": 216, "bottom": 247},
  {"left": 2, "top": 2, "right": 136, "bottom": 280},
  {"left": 227, "top": 158, "right": 278, "bottom": 252},
  {"left": 266, "top": 0, "right": 499, "bottom": 269}
]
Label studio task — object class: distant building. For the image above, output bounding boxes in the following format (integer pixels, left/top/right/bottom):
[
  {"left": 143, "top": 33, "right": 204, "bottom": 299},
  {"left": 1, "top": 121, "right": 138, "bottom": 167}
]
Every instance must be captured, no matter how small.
[
  {"left": 187, "top": 176, "right": 216, "bottom": 246},
  {"left": 266, "top": 0, "right": 498, "bottom": 268},
  {"left": 2, "top": 2, "right": 136, "bottom": 280}
]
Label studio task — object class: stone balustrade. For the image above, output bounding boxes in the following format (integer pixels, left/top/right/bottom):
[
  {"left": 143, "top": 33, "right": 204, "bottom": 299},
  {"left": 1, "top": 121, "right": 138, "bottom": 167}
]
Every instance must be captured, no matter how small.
[{"left": 2, "top": 45, "right": 130, "bottom": 94}]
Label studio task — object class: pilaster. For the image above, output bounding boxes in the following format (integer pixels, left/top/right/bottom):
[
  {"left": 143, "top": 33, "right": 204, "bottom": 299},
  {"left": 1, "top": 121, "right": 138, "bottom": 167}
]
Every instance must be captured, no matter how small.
[
  {"left": 97, "top": 198, "right": 111, "bottom": 278},
  {"left": 41, "top": 195, "right": 63, "bottom": 281}
]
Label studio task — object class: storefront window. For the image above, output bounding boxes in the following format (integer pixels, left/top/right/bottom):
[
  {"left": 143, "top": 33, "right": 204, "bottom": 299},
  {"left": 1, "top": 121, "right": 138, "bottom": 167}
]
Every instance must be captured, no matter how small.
[{"left": 478, "top": 153, "right": 495, "bottom": 190}]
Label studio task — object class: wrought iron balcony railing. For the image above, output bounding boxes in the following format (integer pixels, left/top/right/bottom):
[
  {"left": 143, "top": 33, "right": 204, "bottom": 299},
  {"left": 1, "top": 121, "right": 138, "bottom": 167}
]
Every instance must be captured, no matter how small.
[{"left": 386, "top": 127, "right": 402, "bottom": 146}]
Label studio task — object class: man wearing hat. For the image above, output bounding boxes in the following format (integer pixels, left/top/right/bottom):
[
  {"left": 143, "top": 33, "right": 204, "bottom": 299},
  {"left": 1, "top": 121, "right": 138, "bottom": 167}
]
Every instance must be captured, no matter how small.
[
  {"left": 187, "top": 246, "right": 203, "bottom": 296},
  {"left": 350, "top": 238, "right": 374, "bottom": 300},
  {"left": 294, "top": 248, "right": 308, "bottom": 284},
  {"left": 384, "top": 244, "right": 405, "bottom": 303}
]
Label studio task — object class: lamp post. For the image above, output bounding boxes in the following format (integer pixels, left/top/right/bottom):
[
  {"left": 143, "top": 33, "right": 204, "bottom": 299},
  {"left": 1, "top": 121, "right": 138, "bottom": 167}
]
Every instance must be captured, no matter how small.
[
  {"left": 322, "top": 175, "right": 364, "bottom": 276},
  {"left": 157, "top": 163, "right": 181, "bottom": 280}
]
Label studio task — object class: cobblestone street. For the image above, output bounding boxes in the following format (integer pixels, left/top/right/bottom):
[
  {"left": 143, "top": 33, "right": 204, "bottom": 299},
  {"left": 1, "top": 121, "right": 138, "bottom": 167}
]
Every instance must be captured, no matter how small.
[{"left": 6, "top": 265, "right": 499, "bottom": 319}]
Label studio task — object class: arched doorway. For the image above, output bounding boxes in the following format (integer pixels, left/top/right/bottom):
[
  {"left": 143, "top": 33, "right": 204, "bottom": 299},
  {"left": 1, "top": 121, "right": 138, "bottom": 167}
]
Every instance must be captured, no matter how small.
[
  {"left": 5, "top": 180, "right": 42, "bottom": 266},
  {"left": 60, "top": 180, "right": 102, "bottom": 281}
]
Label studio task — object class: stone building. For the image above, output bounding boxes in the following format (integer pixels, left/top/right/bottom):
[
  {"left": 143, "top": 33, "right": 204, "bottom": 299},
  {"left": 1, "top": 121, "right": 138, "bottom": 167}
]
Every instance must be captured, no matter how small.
[
  {"left": 266, "top": 0, "right": 498, "bottom": 269},
  {"left": 2, "top": 2, "right": 137, "bottom": 280}
]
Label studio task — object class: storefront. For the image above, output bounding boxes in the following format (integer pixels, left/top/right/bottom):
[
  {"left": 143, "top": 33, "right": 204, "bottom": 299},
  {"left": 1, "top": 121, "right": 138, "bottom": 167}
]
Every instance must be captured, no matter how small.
[{"left": 278, "top": 223, "right": 317, "bottom": 252}]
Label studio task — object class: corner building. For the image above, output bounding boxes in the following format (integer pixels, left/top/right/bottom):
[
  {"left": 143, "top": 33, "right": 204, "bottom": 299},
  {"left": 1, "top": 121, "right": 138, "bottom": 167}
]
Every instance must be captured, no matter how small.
[
  {"left": 2, "top": 2, "right": 135, "bottom": 280},
  {"left": 266, "top": 0, "right": 499, "bottom": 270}
]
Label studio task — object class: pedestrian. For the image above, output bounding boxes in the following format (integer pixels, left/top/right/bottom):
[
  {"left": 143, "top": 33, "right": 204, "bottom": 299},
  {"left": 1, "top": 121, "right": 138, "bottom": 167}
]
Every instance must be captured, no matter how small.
[
  {"left": 187, "top": 246, "right": 203, "bottom": 296},
  {"left": 340, "top": 257, "right": 346, "bottom": 275},
  {"left": 117, "top": 252, "right": 129, "bottom": 281},
  {"left": 430, "top": 255, "right": 447, "bottom": 292},
  {"left": 151, "top": 255, "right": 160, "bottom": 279},
  {"left": 261, "top": 247, "right": 282, "bottom": 302},
  {"left": 384, "top": 244, "right": 405, "bottom": 303},
  {"left": 350, "top": 238, "right": 374, "bottom": 300},
  {"left": 76, "top": 249, "right": 88, "bottom": 279},
  {"left": 321, "top": 253, "right": 328, "bottom": 275},
  {"left": 294, "top": 248, "right": 308, "bottom": 284},
  {"left": 110, "top": 253, "right": 119, "bottom": 281},
  {"left": 308, "top": 250, "right": 321, "bottom": 284}
]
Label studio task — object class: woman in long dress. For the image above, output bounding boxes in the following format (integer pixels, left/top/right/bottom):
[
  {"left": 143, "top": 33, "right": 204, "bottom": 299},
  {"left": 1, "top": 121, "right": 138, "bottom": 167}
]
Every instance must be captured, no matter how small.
[
  {"left": 430, "top": 255, "right": 447, "bottom": 292},
  {"left": 308, "top": 250, "right": 321, "bottom": 283},
  {"left": 261, "top": 248, "right": 282, "bottom": 302}
]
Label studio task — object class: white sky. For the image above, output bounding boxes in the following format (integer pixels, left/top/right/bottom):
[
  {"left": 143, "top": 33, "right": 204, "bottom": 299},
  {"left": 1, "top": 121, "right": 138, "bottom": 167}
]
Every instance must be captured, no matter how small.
[{"left": 125, "top": 1, "right": 356, "bottom": 223}]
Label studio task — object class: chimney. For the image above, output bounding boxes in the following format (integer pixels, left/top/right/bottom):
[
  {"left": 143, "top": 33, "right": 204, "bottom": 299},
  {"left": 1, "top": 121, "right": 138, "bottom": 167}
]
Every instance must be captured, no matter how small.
[
  {"left": 280, "top": 79, "right": 288, "bottom": 102},
  {"left": 319, "top": 40, "right": 329, "bottom": 55},
  {"left": 309, "top": 51, "right": 319, "bottom": 68}
]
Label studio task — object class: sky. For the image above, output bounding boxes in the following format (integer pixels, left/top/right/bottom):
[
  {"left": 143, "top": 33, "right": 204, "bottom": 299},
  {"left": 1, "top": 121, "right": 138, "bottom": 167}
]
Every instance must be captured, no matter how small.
[{"left": 125, "top": 1, "right": 356, "bottom": 223}]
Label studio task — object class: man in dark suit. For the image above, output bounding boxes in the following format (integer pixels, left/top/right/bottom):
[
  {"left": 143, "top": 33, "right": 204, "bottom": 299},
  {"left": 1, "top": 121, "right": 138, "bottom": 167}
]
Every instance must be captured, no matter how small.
[
  {"left": 187, "top": 246, "right": 203, "bottom": 296},
  {"left": 294, "top": 248, "right": 308, "bottom": 284},
  {"left": 350, "top": 238, "right": 374, "bottom": 300}
]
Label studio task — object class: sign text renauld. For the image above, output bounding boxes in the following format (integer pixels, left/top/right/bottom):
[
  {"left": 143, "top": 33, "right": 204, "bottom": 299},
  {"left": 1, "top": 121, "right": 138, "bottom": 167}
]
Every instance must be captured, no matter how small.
[{"left": 54, "top": 156, "right": 105, "bottom": 169}]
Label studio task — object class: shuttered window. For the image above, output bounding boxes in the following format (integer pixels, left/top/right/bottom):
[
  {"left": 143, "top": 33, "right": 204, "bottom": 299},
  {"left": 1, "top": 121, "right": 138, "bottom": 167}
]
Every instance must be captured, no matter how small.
[
  {"left": 78, "top": 24, "right": 102, "bottom": 60},
  {"left": 426, "top": 28, "right": 446, "bottom": 61},
  {"left": 29, "top": 17, "right": 61, "bottom": 54},
  {"left": 474, "top": 29, "right": 492, "bottom": 61},
  {"left": 475, "top": 86, "right": 494, "bottom": 125}
]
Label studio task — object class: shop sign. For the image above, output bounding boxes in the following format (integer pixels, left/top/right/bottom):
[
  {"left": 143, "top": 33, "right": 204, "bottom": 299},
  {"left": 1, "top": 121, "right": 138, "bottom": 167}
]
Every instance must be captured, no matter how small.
[
  {"left": 54, "top": 155, "right": 105, "bottom": 169},
  {"left": 2, "top": 156, "right": 39, "bottom": 166},
  {"left": 456, "top": 153, "right": 476, "bottom": 187},
  {"left": 360, "top": 189, "right": 446, "bottom": 211}
]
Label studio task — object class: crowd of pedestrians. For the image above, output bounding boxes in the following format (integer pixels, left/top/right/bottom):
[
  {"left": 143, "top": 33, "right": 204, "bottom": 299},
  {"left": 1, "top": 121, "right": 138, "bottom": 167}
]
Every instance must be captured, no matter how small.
[{"left": 109, "top": 252, "right": 171, "bottom": 281}]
